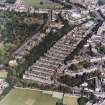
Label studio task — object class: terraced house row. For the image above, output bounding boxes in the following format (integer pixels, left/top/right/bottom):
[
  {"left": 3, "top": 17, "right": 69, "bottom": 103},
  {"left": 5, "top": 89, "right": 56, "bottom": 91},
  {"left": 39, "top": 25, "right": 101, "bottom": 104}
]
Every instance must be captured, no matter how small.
[{"left": 13, "top": 32, "right": 46, "bottom": 60}]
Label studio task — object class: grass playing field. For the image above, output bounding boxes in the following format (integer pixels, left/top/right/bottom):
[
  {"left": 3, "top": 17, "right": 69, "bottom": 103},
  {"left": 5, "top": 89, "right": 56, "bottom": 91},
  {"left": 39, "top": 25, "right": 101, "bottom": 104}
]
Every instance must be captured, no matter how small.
[
  {"left": 0, "top": 88, "right": 58, "bottom": 105},
  {"left": 0, "top": 70, "right": 7, "bottom": 78},
  {"left": 24, "top": 0, "right": 63, "bottom": 8},
  {"left": 63, "top": 95, "right": 78, "bottom": 105}
]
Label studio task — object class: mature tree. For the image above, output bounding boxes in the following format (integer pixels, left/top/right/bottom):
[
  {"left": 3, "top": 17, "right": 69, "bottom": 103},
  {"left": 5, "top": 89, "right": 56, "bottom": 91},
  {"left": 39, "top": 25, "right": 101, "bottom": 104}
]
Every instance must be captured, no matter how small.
[{"left": 78, "top": 97, "right": 88, "bottom": 105}]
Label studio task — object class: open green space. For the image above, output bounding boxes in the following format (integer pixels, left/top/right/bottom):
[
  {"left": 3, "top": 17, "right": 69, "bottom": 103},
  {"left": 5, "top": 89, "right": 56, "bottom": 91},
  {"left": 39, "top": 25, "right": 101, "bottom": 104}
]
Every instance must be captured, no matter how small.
[
  {"left": 63, "top": 95, "right": 78, "bottom": 105},
  {"left": 24, "top": 0, "right": 63, "bottom": 8},
  {"left": 0, "top": 88, "right": 58, "bottom": 105},
  {"left": 0, "top": 70, "right": 8, "bottom": 78}
]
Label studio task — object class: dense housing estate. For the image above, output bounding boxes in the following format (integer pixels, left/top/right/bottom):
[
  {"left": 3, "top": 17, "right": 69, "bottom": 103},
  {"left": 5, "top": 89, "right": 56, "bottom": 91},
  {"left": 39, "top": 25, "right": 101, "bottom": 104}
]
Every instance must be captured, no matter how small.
[{"left": 0, "top": 0, "right": 105, "bottom": 105}]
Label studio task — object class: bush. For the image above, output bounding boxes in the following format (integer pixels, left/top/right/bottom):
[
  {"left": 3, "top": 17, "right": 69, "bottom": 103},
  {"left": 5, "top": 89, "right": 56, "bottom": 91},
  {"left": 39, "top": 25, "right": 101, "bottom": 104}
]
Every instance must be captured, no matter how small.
[{"left": 77, "top": 97, "right": 88, "bottom": 105}]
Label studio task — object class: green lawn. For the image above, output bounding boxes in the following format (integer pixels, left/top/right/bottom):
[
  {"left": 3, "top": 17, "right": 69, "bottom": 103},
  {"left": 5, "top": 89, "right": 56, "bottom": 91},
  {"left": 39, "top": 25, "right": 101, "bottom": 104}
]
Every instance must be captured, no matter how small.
[
  {"left": 0, "top": 88, "right": 58, "bottom": 105},
  {"left": 24, "top": 0, "right": 63, "bottom": 8},
  {"left": 63, "top": 95, "right": 78, "bottom": 105},
  {"left": 0, "top": 70, "right": 7, "bottom": 78}
]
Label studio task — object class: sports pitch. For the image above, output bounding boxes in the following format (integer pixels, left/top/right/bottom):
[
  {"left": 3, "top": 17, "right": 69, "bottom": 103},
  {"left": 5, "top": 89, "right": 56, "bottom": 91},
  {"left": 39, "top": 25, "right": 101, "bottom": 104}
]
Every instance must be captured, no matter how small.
[
  {"left": 63, "top": 95, "right": 78, "bottom": 105},
  {"left": 24, "top": 0, "right": 63, "bottom": 8},
  {"left": 0, "top": 88, "right": 58, "bottom": 105},
  {"left": 0, "top": 70, "right": 7, "bottom": 78}
]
